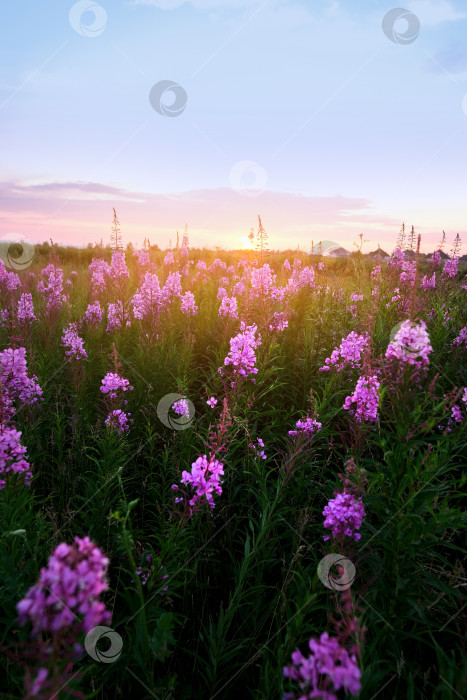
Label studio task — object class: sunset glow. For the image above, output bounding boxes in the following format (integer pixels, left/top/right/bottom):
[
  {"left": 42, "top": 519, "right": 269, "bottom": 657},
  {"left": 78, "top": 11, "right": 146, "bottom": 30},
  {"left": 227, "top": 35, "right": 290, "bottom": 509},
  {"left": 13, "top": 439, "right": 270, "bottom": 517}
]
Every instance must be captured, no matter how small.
[{"left": 1, "top": 1, "right": 466, "bottom": 253}]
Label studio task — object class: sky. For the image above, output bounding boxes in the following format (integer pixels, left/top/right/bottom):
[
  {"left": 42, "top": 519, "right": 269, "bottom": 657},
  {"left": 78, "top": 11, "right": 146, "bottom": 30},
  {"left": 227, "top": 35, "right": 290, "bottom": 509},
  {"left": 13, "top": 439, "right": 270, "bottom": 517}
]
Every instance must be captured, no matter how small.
[{"left": 0, "top": 0, "right": 466, "bottom": 253}]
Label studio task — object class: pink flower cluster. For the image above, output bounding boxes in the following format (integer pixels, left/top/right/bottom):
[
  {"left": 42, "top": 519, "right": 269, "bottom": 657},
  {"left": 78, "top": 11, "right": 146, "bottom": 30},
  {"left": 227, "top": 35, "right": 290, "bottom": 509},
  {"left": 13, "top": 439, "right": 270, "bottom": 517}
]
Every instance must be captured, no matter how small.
[
  {"left": 100, "top": 372, "right": 132, "bottom": 398},
  {"left": 173, "top": 454, "right": 224, "bottom": 510},
  {"left": 107, "top": 301, "right": 131, "bottom": 332},
  {"left": 0, "top": 347, "right": 43, "bottom": 418},
  {"left": 442, "top": 257, "right": 458, "bottom": 279},
  {"left": 385, "top": 320, "right": 432, "bottom": 368},
  {"left": 61, "top": 323, "right": 87, "bottom": 362},
  {"left": 37, "top": 264, "right": 65, "bottom": 312},
  {"left": 250, "top": 263, "right": 276, "bottom": 297},
  {"left": 269, "top": 311, "right": 288, "bottom": 332},
  {"left": 320, "top": 331, "right": 369, "bottom": 373},
  {"left": 165, "top": 271, "right": 182, "bottom": 298},
  {"left": 210, "top": 258, "right": 227, "bottom": 273},
  {"left": 387, "top": 248, "right": 405, "bottom": 270},
  {"left": 83, "top": 301, "right": 103, "bottom": 326},
  {"left": 17, "top": 536, "right": 111, "bottom": 637},
  {"left": 108, "top": 251, "right": 129, "bottom": 280},
  {"left": 89, "top": 258, "right": 109, "bottom": 297},
  {"left": 180, "top": 291, "right": 198, "bottom": 315},
  {"left": 343, "top": 375, "right": 380, "bottom": 423},
  {"left": 399, "top": 260, "right": 416, "bottom": 287},
  {"left": 286, "top": 266, "right": 315, "bottom": 294},
  {"left": 450, "top": 405, "right": 463, "bottom": 424},
  {"left": 421, "top": 272, "right": 436, "bottom": 290},
  {"left": 232, "top": 279, "right": 246, "bottom": 296},
  {"left": 17, "top": 293, "right": 37, "bottom": 324},
  {"left": 0, "top": 347, "right": 41, "bottom": 489},
  {"left": 172, "top": 398, "right": 190, "bottom": 418},
  {"left": 249, "top": 437, "right": 267, "bottom": 460},
  {"left": 0, "top": 259, "right": 21, "bottom": 294},
  {"left": 100, "top": 372, "right": 133, "bottom": 433},
  {"left": 222, "top": 322, "right": 261, "bottom": 381},
  {"left": 283, "top": 632, "right": 361, "bottom": 700},
  {"left": 447, "top": 388, "right": 467, "bottom": 429},
  {"left": 288, "top": 416, "right": 322, "bottom": 437},
  {"left": 131, "top": 272, "right": 163, "bottom": 320},
  {"left": 105, "top": 408, "right": 132, "bottom": 432},
  {"left": 385, "top": 287, "right": 401, "bottom": 309},
  {"left": 0, "top": 307, "right": 10, "bottom": 327},
  {"left": 0, "top": 424, "right": 32, "bottom": 489},
  {"left": 452, "top": 327, "right": 467, "bottom": 349},
  {"left": 219, "top": 295, "right": 239, "bottom": 319},
  {"left": 323, "top": 492, "right": 365, "bottom": 542},
  {"left": 136, "top": 250, "right": 150, "bottom": 267}
]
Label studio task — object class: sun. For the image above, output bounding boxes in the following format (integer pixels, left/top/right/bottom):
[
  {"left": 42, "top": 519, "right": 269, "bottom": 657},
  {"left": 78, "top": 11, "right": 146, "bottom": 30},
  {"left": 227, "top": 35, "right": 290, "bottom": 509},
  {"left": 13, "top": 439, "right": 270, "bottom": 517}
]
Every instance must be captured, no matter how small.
[{"left": 234, "top": 232, "right": 255, "bottom": 250}]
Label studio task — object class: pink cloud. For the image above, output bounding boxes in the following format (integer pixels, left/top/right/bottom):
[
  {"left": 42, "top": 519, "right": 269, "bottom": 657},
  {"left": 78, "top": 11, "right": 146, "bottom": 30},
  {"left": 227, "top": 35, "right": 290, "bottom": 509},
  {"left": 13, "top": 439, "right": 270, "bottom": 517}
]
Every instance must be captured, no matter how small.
[{"left": 0, "top": 179, "right": 457, "bottom": 253}]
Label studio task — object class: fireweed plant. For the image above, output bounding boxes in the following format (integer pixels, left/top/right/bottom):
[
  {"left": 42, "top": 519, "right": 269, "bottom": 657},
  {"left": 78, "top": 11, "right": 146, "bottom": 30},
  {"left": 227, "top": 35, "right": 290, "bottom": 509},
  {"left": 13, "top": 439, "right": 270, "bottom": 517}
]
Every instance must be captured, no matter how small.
[
  {"left": 283, "top": 460, "right": 366, "bottom": 700},
  {"left": 16, "top": 536, "right": 112, "bottom": 699},
  {"left": 0, "top": 233, "right": 465, "bottom": 699}
]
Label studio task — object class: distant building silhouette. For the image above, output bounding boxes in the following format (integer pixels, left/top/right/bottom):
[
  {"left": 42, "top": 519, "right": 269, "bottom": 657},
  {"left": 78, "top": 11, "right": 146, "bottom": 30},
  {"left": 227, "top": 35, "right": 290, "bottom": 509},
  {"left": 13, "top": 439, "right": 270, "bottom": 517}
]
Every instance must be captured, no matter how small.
[
  {"left": 327, "top": 246, "right": 350, "bottom": 257},
  {"left": 368, "top": 245, "right": 389, "bottom": 259}
]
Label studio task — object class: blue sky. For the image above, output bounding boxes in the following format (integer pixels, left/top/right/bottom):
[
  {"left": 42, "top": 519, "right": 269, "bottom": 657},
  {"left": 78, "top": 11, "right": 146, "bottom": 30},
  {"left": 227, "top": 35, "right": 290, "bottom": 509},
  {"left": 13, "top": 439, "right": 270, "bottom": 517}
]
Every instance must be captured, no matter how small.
[{"left": 0, "top": 0, "right": 466, "bottom": 251}]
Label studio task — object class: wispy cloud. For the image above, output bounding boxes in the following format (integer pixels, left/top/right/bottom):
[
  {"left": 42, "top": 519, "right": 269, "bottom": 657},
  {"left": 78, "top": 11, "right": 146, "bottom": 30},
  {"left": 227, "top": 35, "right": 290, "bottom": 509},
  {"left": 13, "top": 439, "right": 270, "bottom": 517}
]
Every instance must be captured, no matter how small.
[
  {"left": 0, "top": 179, "right": 400, "bottom": 249},
  {"left": 1, "top": 181, "right": 146, "bottom": 203}
]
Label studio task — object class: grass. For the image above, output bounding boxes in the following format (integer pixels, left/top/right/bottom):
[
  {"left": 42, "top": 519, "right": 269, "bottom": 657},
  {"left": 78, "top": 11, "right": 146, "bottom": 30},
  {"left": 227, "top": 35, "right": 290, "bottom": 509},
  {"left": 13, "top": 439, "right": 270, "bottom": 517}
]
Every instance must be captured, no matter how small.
[{"left": 0, "top": 245, "right": 466, "bottom": 699}]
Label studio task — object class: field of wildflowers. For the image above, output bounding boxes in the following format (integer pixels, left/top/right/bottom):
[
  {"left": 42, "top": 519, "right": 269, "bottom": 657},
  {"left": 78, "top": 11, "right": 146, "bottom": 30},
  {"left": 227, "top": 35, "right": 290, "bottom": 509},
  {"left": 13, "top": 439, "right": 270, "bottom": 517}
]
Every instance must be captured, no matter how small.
[{"left": 0, "top": 231, "right": 466, "bottom": 699}]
